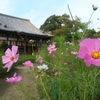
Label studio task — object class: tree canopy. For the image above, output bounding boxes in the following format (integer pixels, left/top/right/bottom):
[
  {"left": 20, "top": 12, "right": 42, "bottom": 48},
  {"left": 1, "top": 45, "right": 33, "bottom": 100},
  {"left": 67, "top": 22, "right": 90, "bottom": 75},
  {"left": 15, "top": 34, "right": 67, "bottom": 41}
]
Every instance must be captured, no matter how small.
[{"left": 40, "top": 13, "right": 96, "bottom": 41}]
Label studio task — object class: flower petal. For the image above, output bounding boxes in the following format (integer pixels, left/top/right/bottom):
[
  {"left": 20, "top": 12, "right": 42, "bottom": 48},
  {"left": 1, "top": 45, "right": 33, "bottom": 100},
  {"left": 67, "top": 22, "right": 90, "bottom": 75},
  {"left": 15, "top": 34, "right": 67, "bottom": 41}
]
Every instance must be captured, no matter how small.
[
  {"left": 2, "top": 56, "right": 11, "bottom": 64},
  {"left": 12, "top": 45, "right": 18, "bottom": 56},
  {"left": 3, "top": 61, "right": 14, "bottom": 72},
  {"left": 92, "top": 59, "right": 100, "bottom": 66},
  {"left": 94, "top": 39, "right": 100, "bottom": 51},
  {"left": 6, "top": 77, "right": 17, "bottom": 84},
  {"left": 16, "top": 76, "right": 22, "bottom": 82},
  {"left": 78, "top": 46, "right": 90, "bottom": 59},
  {"left": 13, "top": 54, "right": 19, "bottom": 63},
  {"left": 84, "top": 59, "right": 92, "bottom": 66},
  {"left": 6, "top": 73, "right": 22, "bottom": 84},
  {"left": 5, "top": 48, "right": 12, "bottom": 56},
  {"left": 13, "top": 73, "right": 17, "bottom": 77}
]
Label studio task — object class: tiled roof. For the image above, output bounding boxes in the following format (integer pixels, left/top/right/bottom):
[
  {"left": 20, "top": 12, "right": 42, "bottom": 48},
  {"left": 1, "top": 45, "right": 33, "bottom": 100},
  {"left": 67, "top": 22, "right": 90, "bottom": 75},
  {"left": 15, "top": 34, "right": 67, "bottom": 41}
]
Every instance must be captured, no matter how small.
[{"left": 0, "top": 13, "right": 51, "bottom": 37}]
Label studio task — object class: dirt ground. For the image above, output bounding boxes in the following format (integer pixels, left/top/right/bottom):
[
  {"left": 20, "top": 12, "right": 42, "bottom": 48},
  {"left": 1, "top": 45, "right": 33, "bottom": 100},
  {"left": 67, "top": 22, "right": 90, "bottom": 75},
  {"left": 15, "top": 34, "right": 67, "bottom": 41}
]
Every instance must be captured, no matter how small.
[{"left": 0, "top": 66, "right": 39, "bottom": 100}]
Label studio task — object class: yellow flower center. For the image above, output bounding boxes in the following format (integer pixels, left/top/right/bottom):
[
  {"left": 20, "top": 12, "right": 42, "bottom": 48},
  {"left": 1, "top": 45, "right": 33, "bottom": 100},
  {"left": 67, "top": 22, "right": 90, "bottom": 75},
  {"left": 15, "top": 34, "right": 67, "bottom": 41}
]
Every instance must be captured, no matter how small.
[
  {"left": 26, "top": 64, "right": 29, "bottom": 66},
  {"left": 10, "top": 56, "right": 14, "bottom": 61},
  {"left": 92, "top": 51, "right": 100, "bottom": 59},
  {"left": 25, "top": 63, "right": 29, "bottom": 67}
]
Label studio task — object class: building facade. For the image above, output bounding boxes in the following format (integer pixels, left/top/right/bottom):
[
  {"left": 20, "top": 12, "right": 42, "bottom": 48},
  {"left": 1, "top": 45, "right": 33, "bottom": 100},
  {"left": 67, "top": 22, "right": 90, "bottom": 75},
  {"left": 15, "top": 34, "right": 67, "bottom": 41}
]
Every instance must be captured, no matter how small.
[{"left": 0, "top": 13, "right": 52, "bottom": 54}]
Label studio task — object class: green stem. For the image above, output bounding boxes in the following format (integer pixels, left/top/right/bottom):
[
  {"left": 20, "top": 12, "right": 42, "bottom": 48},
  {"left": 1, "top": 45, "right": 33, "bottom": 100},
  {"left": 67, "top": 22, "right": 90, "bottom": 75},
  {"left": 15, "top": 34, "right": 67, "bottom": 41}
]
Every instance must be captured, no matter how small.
[
  {"left": 54, "top": 82, "right": 58, "bottom": 100},
  {"left": 67, "top": 4, "right": 75, "bottom": 42},
  {"left": 14, "top": 85, "right": 25, "bottom": 100},
  {"left": 90, "top": 70, "right": 100, "bottom": 84},
  {"left": 67, "top": 4, "right": 74, "bottom": 21},
  {"left": 83, "top": 85, "right": 87, "bottom": 100},
  {"left": 32, "top": 44, "right": 34, "bottom": 54},
  {"left": 88, "top": 10, "right": 94, "bottom": 23},
  {"left": 43, "top": 60, "right": 54, "bottom": 66},
  {"left": 40, "top": 76, "right": 51, "bottom": 100}
]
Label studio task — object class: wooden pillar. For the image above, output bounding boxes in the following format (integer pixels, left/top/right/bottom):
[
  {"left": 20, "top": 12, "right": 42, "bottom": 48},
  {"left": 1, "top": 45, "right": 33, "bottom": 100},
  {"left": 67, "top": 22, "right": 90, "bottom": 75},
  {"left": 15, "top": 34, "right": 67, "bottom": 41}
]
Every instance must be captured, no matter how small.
[
  {"left": 7, "top": 34, "right": 9, "bottom": 42},
  {"left": 24, "top": 41, "right": 26, "bottom": 54},
  {"left": 24, "top": 35, "right": 27, "bottom": 54},
  {"left": 6, "top": 34, "right": 9, "bottom": 47}
]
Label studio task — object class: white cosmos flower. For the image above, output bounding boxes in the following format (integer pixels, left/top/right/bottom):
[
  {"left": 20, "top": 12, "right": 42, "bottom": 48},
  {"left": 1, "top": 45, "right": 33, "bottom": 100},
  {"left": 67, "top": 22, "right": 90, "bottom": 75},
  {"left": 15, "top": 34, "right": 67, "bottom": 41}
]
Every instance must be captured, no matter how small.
[{"left": 37, "top": 64, "right": 48, "bottom": 71}]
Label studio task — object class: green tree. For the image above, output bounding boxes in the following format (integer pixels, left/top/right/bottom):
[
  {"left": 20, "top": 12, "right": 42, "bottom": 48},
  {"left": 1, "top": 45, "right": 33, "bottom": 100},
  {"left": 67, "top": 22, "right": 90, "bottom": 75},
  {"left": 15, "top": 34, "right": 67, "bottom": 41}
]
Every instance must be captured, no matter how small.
[
  {"left": 40, "top": 14, "right": 71, "bottom": 32},
  {"left": 40, "top": 14, "right": 96, "bottom": 41},
  {"left": 86, "top": 29, "right": 96, "bottom": 38},
  {"left": 40, "top": 15, "right": 62, "bottom": 32},
  {"left": 93, "top": 31, "right": 100, "bottom": 38}
]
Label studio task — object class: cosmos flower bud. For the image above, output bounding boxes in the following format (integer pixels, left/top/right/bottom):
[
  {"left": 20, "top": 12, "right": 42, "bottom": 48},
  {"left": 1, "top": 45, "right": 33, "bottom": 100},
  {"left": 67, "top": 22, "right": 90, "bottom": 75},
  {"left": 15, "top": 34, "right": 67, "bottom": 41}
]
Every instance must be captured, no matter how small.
[
  {"left": 29, "top": 39, "right": 34, "bottom": 43},
  {"left": 92, "top": 5, "right": 98, "bottom": 11}
]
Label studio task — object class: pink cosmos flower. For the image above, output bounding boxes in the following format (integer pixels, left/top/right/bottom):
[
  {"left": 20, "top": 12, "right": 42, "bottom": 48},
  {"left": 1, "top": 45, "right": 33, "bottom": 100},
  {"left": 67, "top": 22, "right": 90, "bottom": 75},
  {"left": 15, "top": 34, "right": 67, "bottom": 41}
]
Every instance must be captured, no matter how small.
[
  {"left": 47, "top": 43, "right": 57, "bottom": 54},
  {"left": 65, "top": 41, "right": 74, "bottom": 46},
  {"left": 6, "top": 73, "right": 22, "bottom": 84},
  {"left": 37, "top": 55, "right": 43, "bottom": 63},
  {"left": 71, "top": 51, "right": 78, "bottom": 55},
  {"left": 48, "top": 53, "right": 50, "bottom": 56},
  {"left": 54, "top": 72, "right": 62, "bottom": 76},
  {"left": 35, "top": 75, "right": 39, "bottom": 79},
  {"left": 23, "top": 60, "right": 34, "bottom": 68},
  {"left": 2, "top": 45, "right": 19, "bottom": 72},
  {"left": 78, "top": 38, "right": 100, "bottom": 66},
  {"left": 46, "top": 40, "right": 50, "bottom": 43},
  {"left": 52, "top": 42, "right": 56, "bottom": 45}
]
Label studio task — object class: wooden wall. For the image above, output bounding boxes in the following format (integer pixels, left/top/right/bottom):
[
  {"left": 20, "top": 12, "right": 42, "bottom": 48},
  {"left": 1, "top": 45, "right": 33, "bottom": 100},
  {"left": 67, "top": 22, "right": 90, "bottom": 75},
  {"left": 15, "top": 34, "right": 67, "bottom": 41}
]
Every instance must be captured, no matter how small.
[{"left": 0, "top": 36, "right": 42, "bottom": 54}]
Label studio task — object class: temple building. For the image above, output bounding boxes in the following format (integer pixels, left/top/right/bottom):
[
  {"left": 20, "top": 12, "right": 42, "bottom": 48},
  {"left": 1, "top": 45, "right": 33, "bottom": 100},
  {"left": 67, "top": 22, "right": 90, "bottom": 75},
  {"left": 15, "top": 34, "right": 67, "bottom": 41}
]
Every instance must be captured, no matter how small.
[{"left": 0, "top": 13, "right": 52, "bottom": 54}]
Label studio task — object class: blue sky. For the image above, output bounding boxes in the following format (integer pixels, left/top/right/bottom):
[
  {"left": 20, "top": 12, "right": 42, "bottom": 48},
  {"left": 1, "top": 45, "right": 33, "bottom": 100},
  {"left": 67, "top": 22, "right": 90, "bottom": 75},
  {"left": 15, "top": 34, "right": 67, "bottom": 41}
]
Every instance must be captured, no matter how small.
[{"left": 0, "top": 0, "right": 100, "bottom": 31}]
